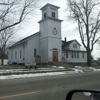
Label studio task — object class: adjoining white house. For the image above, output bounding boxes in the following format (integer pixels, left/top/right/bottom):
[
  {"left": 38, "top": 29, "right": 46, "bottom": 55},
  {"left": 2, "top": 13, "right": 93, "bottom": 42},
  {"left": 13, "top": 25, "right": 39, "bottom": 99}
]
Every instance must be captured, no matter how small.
[
  {"left": 62, "top": 38, "right": 87, "bottom": 63},
  {"left": 8, "top": 3, "right": 87, "bottom": 64}
]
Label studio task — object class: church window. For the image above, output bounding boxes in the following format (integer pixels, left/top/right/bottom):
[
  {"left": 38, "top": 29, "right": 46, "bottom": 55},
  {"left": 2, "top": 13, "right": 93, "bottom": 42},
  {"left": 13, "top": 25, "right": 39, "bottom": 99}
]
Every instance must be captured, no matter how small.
[
  {"left": 52, "top": 12, "right": 55, "bottom": 18},
  {"left": 34, "top": 48, "right": 37, "bottom": 57},
  {"left": 44, "top": 13, "right": 46, "bottom": 18},
  {"left": 11, "top": 52, "right": 13, "bottom": 59},
  {"left": 15, "top": 51, "right": 17, "bottom": 59},
  {"left": 20, "top": 49, "right": 22, "bottom": 59}
]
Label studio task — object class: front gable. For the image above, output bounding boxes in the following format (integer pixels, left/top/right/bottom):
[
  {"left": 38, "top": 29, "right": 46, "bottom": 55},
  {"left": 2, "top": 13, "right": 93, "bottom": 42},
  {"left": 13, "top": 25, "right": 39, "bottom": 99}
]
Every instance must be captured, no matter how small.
[{"left": 69, "top": 40, "right": 81, "bottom": 50}]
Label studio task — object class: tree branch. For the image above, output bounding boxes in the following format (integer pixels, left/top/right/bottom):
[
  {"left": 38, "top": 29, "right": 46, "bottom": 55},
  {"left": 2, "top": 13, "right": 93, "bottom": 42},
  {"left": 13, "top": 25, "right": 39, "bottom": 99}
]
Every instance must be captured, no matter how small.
[
  {"left": 93, "top": 37, "right": 100, "bottom": 45},
  {"left": 0, "top": 0, "right": 37, "bottom": 32}
]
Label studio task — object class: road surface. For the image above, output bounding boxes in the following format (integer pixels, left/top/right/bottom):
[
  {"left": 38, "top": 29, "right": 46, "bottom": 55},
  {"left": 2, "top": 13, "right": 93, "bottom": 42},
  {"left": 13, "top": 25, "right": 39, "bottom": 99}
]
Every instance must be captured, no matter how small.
[{"left": 0, "top": 72, "right": 100, "bottom": 100}]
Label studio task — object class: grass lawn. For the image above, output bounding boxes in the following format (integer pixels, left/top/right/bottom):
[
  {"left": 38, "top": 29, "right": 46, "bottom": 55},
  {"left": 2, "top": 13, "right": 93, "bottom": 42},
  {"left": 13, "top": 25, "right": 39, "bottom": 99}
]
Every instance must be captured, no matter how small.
[{"left": 0, "top": 64, "right": 60, "bottom": 70}]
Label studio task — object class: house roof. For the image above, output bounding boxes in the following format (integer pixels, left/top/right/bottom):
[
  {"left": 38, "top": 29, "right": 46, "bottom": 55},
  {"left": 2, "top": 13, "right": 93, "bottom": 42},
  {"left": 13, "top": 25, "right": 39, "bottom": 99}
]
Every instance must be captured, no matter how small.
[
  {"left": 62, "top": 39, "right": 81, "bottom": 48},
  {"left": 9, "top": 32, "right": 40, "bottom": 48}
]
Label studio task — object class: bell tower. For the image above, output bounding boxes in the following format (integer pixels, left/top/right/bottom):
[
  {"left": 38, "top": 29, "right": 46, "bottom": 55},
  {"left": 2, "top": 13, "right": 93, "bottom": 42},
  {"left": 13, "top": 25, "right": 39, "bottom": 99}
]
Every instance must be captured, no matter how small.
[
  {"left": 41, "top": 3, "right": 59, "bottom": 20},
  {"left": 38, "top": 4, "right": 63, "bottom": 63}
]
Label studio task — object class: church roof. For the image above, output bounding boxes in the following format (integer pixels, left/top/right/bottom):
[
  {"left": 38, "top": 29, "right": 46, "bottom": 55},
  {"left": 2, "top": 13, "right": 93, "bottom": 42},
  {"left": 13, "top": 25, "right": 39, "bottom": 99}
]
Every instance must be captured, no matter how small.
[
  {"left": 38, "top": 17, "right": 63, "bottom": 23},
  {"left": 40, "top": 3, "right": 60, "bottom": 10},
  {"left": 10, "top": 32, "right": 40, "bottom": 48}
]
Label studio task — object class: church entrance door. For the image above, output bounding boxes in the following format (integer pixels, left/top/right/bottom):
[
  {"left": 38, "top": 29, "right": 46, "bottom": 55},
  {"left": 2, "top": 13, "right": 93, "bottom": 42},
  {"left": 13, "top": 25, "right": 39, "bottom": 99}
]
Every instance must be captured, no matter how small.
[{"left": 53, "top": 51, "right": 58, "bottom": 61}]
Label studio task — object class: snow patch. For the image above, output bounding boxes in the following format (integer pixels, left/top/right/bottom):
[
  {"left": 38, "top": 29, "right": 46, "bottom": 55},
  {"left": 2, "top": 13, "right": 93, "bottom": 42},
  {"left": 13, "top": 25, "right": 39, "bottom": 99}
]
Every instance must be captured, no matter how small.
[
  {"left": 58, "top": 66, "right": 65, "bottom": 69},
  {"left": 52, "top": 66, "right": 57, "bottom": 68},
  {"left": 72, "top": 68, "right": 84, "bottom": 73},
  {"left": 75, "top": 66, "right": 83, "bottom": 69},
  {"left": 0, "top": 72, "right": 66, "bottom": 80}
]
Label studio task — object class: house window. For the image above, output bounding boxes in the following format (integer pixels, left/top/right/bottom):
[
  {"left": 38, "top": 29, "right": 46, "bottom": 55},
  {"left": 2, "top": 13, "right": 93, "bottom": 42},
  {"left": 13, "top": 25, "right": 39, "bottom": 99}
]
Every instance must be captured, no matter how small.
[
  {"left": 71, "top": 52, "right": 73, "bottom": 58},
  {"left": 15, "top": 51, "right": 17, "bottom": 59},
  {"left": 73, "top": 44, "right": 77, "bottom": 48},
  {"left": 20, "top": 50, "right": 22, "bottom": 59},
  {"left": 66, "top": 51, "right": 68, "bottom": 58},
  {"left": 44, "top": 13, "right": 46, "bottom": 18},
  {"left": 77, "top": 52, "right": 79, "bottom": 58},
  {"left": 52, "top": 12, "right": 55, "bottom": 18},
  {"left": 74, "top": 52, "right": 76, "bottom": 58},
  {"left": 82, "top": 52, "right": 84, "bottom": 58},
  {"left": 34, "top": 48, "right": 37, "bottom": 57}
]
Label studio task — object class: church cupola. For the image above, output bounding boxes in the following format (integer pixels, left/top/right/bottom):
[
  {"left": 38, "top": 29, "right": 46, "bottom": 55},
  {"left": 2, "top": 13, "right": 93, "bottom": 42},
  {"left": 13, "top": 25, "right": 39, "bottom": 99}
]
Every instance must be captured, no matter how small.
[{"left": 40, "top": 3, "right": 60, "bottom": 20}]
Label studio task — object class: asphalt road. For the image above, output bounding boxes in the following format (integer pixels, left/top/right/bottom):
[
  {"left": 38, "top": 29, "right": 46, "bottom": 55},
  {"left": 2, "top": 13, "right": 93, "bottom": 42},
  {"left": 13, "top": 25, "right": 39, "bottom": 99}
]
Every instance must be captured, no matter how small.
[{"left": 0, "top": 72, "right": 100, "bottom": 100}]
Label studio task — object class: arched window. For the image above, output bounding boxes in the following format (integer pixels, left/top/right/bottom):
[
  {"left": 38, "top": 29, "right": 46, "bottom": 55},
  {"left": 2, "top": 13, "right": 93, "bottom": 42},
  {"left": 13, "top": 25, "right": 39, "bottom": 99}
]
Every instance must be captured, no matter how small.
[{"left": 34, "top": 48, "right": 37, "bottom": 57}]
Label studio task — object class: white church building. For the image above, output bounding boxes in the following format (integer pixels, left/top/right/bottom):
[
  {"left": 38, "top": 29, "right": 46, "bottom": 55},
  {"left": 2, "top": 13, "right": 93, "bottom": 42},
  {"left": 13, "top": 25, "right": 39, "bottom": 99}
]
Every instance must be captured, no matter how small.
[{"left": 8, "top": 3, "right": 87, "bottom": 64}]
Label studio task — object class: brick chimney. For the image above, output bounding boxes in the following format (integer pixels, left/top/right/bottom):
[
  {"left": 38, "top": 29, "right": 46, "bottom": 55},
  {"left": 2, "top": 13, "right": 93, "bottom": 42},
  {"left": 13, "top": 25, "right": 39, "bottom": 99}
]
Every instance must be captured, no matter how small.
[{"left": 65, "top": 37, "right": 67, "bottom": 42}]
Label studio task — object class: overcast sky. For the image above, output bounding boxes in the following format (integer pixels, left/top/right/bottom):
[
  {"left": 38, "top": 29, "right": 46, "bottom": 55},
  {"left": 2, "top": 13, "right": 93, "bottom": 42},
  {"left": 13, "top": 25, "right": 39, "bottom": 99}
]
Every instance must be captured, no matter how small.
[
  {"left": 15, "top": 0, "right": 100, "bottom": 59},
  {"left": 17, "top": 0, "right": 79, "bottom": 40}
]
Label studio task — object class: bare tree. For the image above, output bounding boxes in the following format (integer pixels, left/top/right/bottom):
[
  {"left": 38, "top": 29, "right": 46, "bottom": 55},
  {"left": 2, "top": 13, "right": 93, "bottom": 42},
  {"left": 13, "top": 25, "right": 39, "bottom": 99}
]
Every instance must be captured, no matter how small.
[
  {"left": 0, "top": 0, "right": 38, "bottom": 65},
  {"left": 0, "top": 0, "right": 38, "bottom": 32},
  {"left": 67, "top": 0, "right": 100, "bottom": 65},
  {"left": 0, "top": 19, "right": 16, "bottom": 65}
]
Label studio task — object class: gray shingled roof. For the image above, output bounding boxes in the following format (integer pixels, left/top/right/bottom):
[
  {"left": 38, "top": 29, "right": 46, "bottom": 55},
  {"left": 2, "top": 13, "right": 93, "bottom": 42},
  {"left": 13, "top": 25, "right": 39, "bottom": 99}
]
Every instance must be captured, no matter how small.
[
  {"left": 62, "top": 39, "right": 81, "bottom": 48},
  {"left": 62, "top": 40, "right": 74, "bottom": 47},
  {"left": 9, "top": 32, "right": 40, "bottom": 48}
]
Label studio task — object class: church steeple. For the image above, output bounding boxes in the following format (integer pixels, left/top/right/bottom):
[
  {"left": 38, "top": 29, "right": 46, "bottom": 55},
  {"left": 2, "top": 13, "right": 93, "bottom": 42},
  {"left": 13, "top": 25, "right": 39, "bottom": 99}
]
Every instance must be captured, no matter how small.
[
  {"left": 40, "top": 3, "right": 60, "bottom": 20},
  {"left": 39, "top": 3, "right": 63, "bottom": 63}
]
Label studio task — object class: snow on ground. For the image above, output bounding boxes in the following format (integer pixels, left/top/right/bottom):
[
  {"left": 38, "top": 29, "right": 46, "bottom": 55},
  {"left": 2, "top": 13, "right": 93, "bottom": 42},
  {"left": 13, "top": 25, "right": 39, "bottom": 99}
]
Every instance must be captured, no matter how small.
[
  {"left": 74, "top": 66, "right": 83, "bottom": 69},
  {"left": 58, "top": 66, "right": 65, "bottom": 69},
  {"left": 0, "top": 69, "right": 24, "bottom": 73},
  {"left": 0, "top": 70, "right": 83, "bottom": 80},
  {"left": 0, "top": 66, "right": 100, "bottom": 80},
  {"left": 0, "top": 66, "right": 65, "bottom": 73},
  {"left": 0, "top": 72, "right": 67, "bottom": 80},
  {"left": 74, "top": 66, "right": 100, "bottom": 72},
  {"left": 52, "top": 66, "right": 64, "bottom": 69},
  {"left": 89, "top": 67, "right": 100, "bottom": 71},
  {"left": 0, "top": 67, "right": 65, "bottom": 74},
  {"left": 72, "top": 68, "right": 84, "bottom": 73},
  {"left": 52, "top": 66, "right": 57, "bottom": 68}
]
